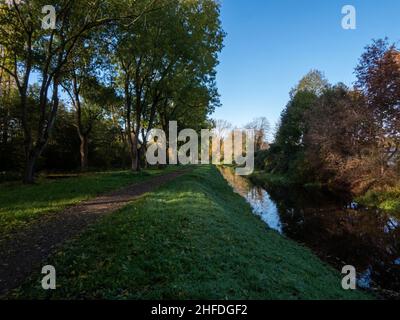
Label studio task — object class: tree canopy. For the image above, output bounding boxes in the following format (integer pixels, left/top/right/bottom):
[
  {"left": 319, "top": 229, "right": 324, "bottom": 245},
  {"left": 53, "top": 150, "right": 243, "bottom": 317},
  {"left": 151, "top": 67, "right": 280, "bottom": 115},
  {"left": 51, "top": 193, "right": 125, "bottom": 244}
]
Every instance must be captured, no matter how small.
[
  {"left": 263, "top": 40, "right": 400, "bottom": 194},
  {"left": 0, "top": 0, "right": 225, "bottom": 182}
]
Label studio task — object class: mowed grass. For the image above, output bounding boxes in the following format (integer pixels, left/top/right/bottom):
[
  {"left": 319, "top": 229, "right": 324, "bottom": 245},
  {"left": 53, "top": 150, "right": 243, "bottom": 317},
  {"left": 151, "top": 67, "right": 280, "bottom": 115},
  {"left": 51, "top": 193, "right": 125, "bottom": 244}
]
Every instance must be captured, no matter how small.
[
  {"left": 0, "top": 167, "right": 177, "bottom": 237},
  {"left": 11, "top": 166, "right": 371, "bottom": 300}
]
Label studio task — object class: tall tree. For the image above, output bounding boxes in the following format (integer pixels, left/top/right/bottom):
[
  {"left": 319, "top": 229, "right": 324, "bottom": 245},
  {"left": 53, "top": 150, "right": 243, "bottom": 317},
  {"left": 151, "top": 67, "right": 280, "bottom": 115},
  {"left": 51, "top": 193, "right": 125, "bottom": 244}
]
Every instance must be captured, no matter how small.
[
  {"left": 0, "top": 0, "right": 159, "bottom": 183},
  {"left": 112, "top": 0, "right": 224, "bottom": 170},
  {"left": 268, "top": 90, "right": 318, "bottom": 177},
  {"left": 245, "top": 117, "right": 270, "bottom": 152},
  {"left": 355, "top": 39, "right": 400, "bottom": 180},
  {"left": 266, "top": 70, "right": 329, "bottom": 179},
  {"left": 304, "top": 85, "right": 374, "bottom": 193},
  {"left": 289, "top": 69, "right": 329, "bottom": 98}
]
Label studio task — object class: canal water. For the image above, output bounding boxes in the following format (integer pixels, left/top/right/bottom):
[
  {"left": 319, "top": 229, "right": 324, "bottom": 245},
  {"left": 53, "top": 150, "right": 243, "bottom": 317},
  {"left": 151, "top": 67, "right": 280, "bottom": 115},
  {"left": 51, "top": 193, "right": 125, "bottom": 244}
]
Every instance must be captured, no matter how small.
[{"left": 219, "top": 167, "right": 400, "bottom": 297}]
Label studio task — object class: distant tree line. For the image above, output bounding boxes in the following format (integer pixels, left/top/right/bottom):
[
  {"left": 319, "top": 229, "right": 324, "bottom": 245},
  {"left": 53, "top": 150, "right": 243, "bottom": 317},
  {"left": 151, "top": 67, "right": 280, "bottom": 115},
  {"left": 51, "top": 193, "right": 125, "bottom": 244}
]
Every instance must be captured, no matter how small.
[
  {"left": 262, "top": 39, "right": 400, "bottom": 195},
  {"left": 0, "top": 0, "right": 224, "bottom": 183}
]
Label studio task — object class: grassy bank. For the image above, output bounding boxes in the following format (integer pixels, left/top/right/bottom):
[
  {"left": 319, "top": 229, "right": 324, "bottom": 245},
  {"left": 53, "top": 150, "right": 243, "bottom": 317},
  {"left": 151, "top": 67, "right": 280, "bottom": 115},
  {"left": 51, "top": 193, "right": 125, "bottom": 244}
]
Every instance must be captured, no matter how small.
[
  {"left": 249, "top": 171, "right": 294, "bottom": 188},
  {"left": 251, "top": 171, "right": 400, "bottom": 215},
  {"left": 0, "top": 168, "right": 177, "bottom": 237},
  {"left": 249, "top": 171, "right": 325, "bottom": 190},
  {"left": 11, "top": 166, "right": 370, "bottom": 300}
]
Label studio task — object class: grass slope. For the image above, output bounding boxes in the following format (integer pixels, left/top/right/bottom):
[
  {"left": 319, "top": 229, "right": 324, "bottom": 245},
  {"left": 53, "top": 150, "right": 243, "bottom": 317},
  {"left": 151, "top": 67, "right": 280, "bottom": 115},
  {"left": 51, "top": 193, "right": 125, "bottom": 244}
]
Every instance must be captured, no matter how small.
[
  {"left": 249, "top": 171, "right": 294, "bottom": 188},
  {"left": 0, "top": 168, "right": 177, "bottom": 237},
  {"left": 11, "top": 166, "right": 370, "bottom": 300}
]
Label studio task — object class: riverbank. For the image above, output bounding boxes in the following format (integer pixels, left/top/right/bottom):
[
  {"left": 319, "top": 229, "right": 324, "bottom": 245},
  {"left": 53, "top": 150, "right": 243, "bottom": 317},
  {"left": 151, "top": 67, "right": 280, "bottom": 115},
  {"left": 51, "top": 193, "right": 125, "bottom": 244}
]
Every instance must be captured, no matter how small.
[
  {"left": 9, "top": 165, "right": 370, "bottom": 300},
  {"left": 250, "top": 171, "right": 400, "bottom": 216},
  {"left": 249, "top": 171, "right": 295, "bottom": 188}
]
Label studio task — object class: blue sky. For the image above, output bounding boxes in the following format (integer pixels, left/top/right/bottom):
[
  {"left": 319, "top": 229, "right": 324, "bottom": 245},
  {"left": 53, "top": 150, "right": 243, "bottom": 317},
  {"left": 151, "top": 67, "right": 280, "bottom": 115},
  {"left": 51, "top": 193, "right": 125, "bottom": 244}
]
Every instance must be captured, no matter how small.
[{"left": 213, "top": 0, "right": 400, "bottom": 128}]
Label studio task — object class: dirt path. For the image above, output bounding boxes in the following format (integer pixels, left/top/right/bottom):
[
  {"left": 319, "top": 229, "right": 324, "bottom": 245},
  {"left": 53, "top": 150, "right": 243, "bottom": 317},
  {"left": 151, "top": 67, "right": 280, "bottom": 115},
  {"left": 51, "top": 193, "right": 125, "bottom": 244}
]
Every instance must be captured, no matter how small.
[{"left": 0, "top": 169, "right": 189, "bottom": 296}]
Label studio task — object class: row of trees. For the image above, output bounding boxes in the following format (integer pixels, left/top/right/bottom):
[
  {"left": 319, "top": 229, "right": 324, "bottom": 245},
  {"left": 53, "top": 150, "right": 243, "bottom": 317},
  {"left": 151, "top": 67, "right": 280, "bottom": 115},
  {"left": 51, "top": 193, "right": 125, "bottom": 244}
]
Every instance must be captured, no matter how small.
[
  {"left": 0, "top": 0, "right": 224, "bottom": 183},
  {"left": 213, "top": 117, "right": 270, "bottom": 153},
  {"left": 265, "top": 39, "right": 400, "bottom": 195}
]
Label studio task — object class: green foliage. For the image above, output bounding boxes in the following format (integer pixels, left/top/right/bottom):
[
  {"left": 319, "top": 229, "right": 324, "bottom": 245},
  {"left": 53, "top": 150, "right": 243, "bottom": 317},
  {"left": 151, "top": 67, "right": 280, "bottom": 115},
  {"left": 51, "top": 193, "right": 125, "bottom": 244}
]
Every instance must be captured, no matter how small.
[
  {"left": 0, "top": 86, "right": 24, "bottom": 171},
  {"left": 289, "top": 69, "right": 329, "bottom": 98},
  {"left": 1, "top": 102, "right": 129, "bottom": 173},
  {"left": 267, "top": 90, "right": 318, "bottom": 183},
  {"left": 10, "top": 166, "right": 370, "bottom": 300},
  {"left": 356, "top": 186, "right": 400, "bottom": 216},
  {"left": 0, "top": 0, "right": 225, "bottom": 181},
  {"left": 264, "top": 70, "right": 331, "bottom": 185},
  {"left": 265, "top": 44, "right": 400, "bottom": 197},
  {"left": 254, "top": 150, "right": 269, "bottom": 171},
  {"left": 41, "top": 108, "right": 81, "bottom": 171}
]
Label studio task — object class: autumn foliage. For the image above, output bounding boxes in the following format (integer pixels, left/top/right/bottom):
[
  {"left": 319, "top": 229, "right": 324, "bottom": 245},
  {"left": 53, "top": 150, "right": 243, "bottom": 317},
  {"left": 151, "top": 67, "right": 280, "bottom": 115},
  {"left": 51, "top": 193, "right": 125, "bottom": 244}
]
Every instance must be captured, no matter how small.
[{"left": 266, "top": 39, "right": 400, "bottom": 195}]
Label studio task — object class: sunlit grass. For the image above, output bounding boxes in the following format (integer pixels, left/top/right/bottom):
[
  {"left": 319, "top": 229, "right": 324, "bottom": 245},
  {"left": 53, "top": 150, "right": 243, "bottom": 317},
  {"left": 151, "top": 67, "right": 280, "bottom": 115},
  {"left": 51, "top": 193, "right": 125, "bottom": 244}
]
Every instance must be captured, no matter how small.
[
  {"left": 0, "top": 168, "right": 178, "bottom": 237},
  {"left": 11, "top": 166, "right": 372, "bottom": 300}
]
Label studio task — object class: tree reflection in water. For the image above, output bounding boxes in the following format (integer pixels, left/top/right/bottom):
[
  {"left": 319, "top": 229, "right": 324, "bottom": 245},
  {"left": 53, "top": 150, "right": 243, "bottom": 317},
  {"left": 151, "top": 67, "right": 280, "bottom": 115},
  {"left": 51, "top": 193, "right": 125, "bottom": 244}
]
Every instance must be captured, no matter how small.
[{"left": 219, "top": 167, "right": 400, "bottom": 297}]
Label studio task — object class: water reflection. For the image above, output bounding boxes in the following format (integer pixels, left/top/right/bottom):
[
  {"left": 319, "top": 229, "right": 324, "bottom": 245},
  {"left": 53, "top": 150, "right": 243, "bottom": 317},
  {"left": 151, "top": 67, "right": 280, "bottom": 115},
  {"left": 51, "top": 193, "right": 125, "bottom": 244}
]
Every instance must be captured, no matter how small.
[{"left": 219, "top": 167, "right": 400, "bottom": 297}]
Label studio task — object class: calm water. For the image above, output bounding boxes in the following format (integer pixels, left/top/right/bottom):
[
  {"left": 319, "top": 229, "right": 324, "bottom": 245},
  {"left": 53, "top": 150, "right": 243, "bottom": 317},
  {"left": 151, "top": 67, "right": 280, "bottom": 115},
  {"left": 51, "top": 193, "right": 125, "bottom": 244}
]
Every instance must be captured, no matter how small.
[{"left": 219, "top": 167, "right": 400, "bottom": 297}]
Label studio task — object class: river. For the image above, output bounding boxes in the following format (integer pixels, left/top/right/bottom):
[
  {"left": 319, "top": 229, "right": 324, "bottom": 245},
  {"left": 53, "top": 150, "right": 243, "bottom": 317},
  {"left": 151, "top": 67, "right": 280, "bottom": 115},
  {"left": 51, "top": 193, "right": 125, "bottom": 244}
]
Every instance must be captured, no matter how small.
[{"left": 219, "top": 167, "right": 400, "bottom": 298}]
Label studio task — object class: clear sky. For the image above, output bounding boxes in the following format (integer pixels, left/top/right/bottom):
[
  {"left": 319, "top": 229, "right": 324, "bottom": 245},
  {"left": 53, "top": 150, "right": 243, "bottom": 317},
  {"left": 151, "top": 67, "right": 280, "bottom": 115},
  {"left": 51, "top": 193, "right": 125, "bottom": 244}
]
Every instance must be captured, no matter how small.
[{"left": 213, "top": 0, "right": 400, "bottom": 128}]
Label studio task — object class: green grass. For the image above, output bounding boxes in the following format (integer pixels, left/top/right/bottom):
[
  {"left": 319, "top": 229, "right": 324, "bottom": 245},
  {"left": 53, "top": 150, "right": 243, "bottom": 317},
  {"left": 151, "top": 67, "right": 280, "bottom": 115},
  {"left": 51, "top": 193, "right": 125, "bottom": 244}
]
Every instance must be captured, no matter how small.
[
  {"left": 10, "top": 165, "right": 371, "bottom": 300},
  {"left": 249, "top": 171, "right": 324, "bottom": 191},
  {"left": 357, "top": 185, "right": 400, "bottom": 216},
  {"left": 0, "top": 167, "right": 178, "bottom": 238}
]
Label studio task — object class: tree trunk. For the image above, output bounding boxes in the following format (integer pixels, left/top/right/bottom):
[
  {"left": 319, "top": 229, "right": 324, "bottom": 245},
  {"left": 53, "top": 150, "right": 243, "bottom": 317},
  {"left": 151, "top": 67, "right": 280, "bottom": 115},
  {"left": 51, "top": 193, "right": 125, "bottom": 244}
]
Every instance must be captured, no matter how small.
[
  {"left": 1, "top": 114, "right": 8, "bottom": 146},
  {"left": 80, "top": 134, "right": 89, "bottom": 172},
  {"left": 131, "top": 135, "right": 141, "bottom": 172},
  {"left": 21, "top": 77, "right": 59, "bottom": 184},
  {"left": 131, "top": 153, "right": 138, "bottom": 171},
  {"left": 141, "top": 145, "right": 148, "bottom": 169},
  {"left": 23, "top": 153, "right": 37, "bottom": 184}
]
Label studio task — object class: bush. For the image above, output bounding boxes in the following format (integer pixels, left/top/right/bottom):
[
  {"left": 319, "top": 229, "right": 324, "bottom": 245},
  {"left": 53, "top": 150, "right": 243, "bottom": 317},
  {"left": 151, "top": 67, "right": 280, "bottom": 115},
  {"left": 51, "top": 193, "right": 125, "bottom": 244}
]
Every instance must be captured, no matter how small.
[
  {"left": 254, "top": 150, "right": 269, "bottom": 170},
  {"left": 356, "top": 185, "right": 400, "bottom": 215},
  {"left": 0, "top": 171, "right": 21, "bottom": 183}
]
